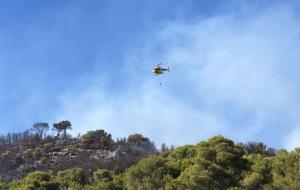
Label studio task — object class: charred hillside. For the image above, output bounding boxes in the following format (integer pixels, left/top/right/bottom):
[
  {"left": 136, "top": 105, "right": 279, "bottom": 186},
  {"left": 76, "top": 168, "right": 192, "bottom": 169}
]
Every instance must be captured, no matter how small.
[{"left": 0, "top": 124, "right": 157, "bottom": 181}]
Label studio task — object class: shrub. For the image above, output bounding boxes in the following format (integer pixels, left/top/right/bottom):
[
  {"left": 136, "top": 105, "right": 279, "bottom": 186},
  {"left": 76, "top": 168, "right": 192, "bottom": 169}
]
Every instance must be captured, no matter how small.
[
  {"left": 43, "top": 143, "right": 53, "bottom": 153},
  {"left": 55, "top": 168, "right": 86, "bottom": 190},
  {"left": 1, "top": 150, "right": 12, "bottom": 159}
]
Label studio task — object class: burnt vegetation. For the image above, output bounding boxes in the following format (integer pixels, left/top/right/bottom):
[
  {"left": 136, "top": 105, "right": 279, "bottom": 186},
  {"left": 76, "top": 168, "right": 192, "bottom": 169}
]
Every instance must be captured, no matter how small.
[{"left": 0, "top": 121, "right": 157, "bottom": 182}]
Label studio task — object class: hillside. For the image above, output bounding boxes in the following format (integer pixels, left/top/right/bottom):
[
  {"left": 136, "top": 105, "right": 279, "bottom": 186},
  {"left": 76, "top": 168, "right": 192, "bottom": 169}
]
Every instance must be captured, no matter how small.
[
  {"left": 0, "top": 129, "right": 299, "bottom": 189},
  {"left": 0, "top": 130, "right": 300, "bottom": 190},
  {"left": 0, "top": 128, "right": 157, "bottom": 182}
]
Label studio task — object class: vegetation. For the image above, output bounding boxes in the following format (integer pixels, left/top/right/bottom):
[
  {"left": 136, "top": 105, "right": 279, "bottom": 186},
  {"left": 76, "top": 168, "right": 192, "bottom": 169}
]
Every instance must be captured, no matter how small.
[
  {"left": 0, "top": 122, "right": 157, "bottom": 185},
  {"left": 82, "top": 130, "right": 114, "bottom": 149},
  {"left": 32, "top": 123, "right": 49, "bottom": 139},
  {"left": 53, "top": 121, "right": 72, "bottom": 138},
  {"left": 0, "top": 129, "right": 299, "bottom": 189}
]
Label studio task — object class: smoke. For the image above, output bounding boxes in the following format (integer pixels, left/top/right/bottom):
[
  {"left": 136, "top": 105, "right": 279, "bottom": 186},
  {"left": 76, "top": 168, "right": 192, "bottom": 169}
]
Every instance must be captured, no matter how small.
[{"left": 56, "top": 3, "right": 300, "bottom": 149}]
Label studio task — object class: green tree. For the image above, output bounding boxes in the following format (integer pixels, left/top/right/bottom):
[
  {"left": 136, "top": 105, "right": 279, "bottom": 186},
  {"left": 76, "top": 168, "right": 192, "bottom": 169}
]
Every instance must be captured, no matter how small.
[
  {"left": 173, "top": 136, "right": 247, "bottom": 190},
  {"left": 52, "top": 121, "right": 72, "bottom": 138},
  {"left": 127, "top": 134, "right": 149, "bottom": 145},
  {"left": 52, "top": 123, "right": 62, "bottom": 138},
  {"left": 240, "top": 154, "right": 273, "bottom": 189},
  {"left": 166, "top": 145, "right": 197, "bottom": 173},
  {"left": 84, "top": 169, "right": 123, "bottom": 190},
  {"left": 55, "top": 168, "right": 86, "bottom": 190},
  {"left": 111, "top": 174, "right": 124, "bottom": 190},
  {"left": 82, "top": 130, "right": 114, "bottom": 149},
  {"left": 0, "top": 177, "right": 8, "bottom": 190},
  {"left": 8, "top": 171, "right": 58, "bottom": 190},
  {"left": 270, "top": 149, "right": 300, "bottom": 190},
  {"left": 59, "top": 121, "right": 72, "bottom": 138},
  {"left": 92, "top": 169, "right": 113, "bottom": 183},
  {"left": 127, "top": 133, "right": 157, "bottom": 154},
  {"left": 124, "top": 155, "right": 172, "bottom": 190}
]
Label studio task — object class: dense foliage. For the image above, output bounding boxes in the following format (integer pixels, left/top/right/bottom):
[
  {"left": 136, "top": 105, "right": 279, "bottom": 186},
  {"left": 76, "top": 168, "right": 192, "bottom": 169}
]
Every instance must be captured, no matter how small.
[{"left": 0, "top": 135, "right": 299, "bottom": 189}]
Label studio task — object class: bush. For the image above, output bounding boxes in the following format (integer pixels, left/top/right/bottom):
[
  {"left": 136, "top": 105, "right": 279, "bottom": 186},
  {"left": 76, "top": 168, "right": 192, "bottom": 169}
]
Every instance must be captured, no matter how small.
[
  {"left": 124, "top": 155, "right": 171, "bottom": 190},
  {"left": 0, "top": 177, "right": 8, "bottom": 190},
  {"left": 43, "top": 143, "right": 53, "bottom": 153},
  {"left": 82, "top": 130, "right": 114, "bottom": 149},
  {"left": 1, "top": 150, "right": 12, "bottom": 159},
  {"left": 8, "top": 171, "right": 59, "bottom": 190},
  {"left": 55, "top": 168, "right": 86, "bottom": 190},
  {"left": 23, "top": 149, "right": 34, "bottom": 157},
  {"left": 32, "top": 148, "right": 42, "bottom": 158},
  {"left": 15, "top": 153, "right": 24, "bottom": 164}
]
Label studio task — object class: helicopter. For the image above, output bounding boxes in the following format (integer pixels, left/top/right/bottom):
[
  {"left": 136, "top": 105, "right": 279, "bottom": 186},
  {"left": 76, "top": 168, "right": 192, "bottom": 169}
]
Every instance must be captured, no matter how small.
[{"left": 152, "top": 63, "right": 170, "bottom": 75}]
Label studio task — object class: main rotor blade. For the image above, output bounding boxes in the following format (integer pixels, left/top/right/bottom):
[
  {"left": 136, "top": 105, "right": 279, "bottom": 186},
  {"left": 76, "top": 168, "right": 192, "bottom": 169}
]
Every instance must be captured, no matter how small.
[{"left": 158, "top": 62, "right": 168, "bottom": 66}]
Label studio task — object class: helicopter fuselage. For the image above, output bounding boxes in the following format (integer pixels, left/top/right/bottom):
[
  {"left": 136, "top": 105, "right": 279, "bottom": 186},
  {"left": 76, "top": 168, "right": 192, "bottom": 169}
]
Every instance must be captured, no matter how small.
[{"left": 152, "top": 67, "right": 169, "bottom": 75}]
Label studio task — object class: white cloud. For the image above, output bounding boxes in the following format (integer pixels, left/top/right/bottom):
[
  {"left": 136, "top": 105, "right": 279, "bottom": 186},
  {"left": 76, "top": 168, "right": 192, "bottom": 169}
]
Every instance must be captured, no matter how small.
[{"left": 56, "top": 4, "right": 300, "bottom": 149}]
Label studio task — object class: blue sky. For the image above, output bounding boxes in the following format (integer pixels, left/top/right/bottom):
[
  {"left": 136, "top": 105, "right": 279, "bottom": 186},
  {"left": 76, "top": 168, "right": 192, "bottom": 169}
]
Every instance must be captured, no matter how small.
[{"left": 1, "top": 0, "right": 300, "bottom": 150}]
